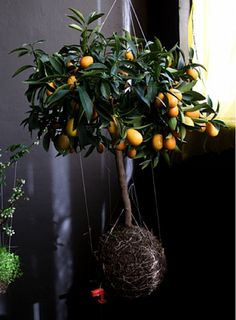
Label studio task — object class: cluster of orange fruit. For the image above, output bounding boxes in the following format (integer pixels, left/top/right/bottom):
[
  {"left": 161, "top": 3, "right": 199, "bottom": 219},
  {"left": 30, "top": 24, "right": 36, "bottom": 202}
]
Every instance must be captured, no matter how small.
[
  {"left": 50, "top": 51, "right": 219, "bottom": 158},
  {"left": 46, "top": 55, "right": 94, "bottom": 96},
  {"left": 45, "top": 56, "right": 95, "bottom": 152}
]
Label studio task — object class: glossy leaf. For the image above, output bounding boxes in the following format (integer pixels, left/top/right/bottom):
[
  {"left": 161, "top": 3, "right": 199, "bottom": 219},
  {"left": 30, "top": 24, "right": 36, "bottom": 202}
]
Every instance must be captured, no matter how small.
[
  {"left": 68, "top": 23, "right": 83, "bottom": 32},
  {"left": 68, "top": 8, "right": 85, "bottom": 23},
  {"left": 12, "top": 65, "right": 34, "bottom": 78},
  {"left": 47, "top": 89, "right": 69, "bottom": 106},
  {"left": 87, "top": 12, "right": 104, "bottom": 24},
  {"left": 76, "top": 86, "right": 93, "bottom": 122},
  {"left": 100, "top": 81, "right": 111, "bottom": 99}
]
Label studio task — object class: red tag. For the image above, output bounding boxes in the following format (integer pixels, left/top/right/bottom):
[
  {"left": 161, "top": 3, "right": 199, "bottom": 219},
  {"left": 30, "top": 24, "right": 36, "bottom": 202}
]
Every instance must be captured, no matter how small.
[{"left": 91, "top": 288, "right": 107, "bottom": 304}]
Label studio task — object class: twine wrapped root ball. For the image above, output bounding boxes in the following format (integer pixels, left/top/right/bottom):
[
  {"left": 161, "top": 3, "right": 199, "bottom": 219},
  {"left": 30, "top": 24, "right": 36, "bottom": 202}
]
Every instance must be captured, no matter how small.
[{"left": 99, "top": 225, "right": 166, "bottom": 299}]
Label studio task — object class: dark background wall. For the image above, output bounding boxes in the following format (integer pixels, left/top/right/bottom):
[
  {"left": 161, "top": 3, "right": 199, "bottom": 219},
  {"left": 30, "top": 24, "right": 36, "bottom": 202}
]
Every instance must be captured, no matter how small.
[{"left": 0, "top": 1, "right": 234, "bottom": 320}]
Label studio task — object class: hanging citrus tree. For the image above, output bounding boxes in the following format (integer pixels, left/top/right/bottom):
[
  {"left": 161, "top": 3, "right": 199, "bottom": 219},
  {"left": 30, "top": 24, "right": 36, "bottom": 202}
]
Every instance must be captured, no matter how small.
[{"left": 11, "top": 8, "right": 226, "bottom": 298}]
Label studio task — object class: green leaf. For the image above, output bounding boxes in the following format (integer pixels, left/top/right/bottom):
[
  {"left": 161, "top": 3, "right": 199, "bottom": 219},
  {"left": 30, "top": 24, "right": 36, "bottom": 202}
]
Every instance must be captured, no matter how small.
[
  {"left": 212, "top": 119, "right": 227, "bottom": 128},
  {"left": 179, "top": 125, "right": 187, "bottom": 141},
  {"left": 12, "top": 65, "right": 34, "bottom": 78},
  {"left": 68, "top": 24, "right": 83, "bottom": 32},
  {"left": 87, "top": 12, "right": 104, "bottom": 24},
  {"left": 67, "top": 15, "right": 83, "bottom": 25},
  {"left": 127, "top": 40, "right": 137, "bottom": 57},
  {"left": 47, "top": 89, "right": 69, "bottom": 105},
  {"left": 140, "top": 159, "right": 152, "bottom": 169},
  {"left": 183, "top": 90, "right": 206, "bottom": 102},
  {"left": 168, "top": 117, "right": 177, "bottom": 131},
  {"left": 146, "top": 81, "right": 158, "bottom": 102},
  {"left": 9, "top": 47, "right": 29, "bottom": 57},
  {"left": 150, "top": 37, "right": 162, "bottom": 53},
  {"left": 112, "top": 33, "right": 121, "bottom": 55},
  {"left": 153, "top": 155, "right": 160, "bottom": 168},
  {"left": 85, "top": 63, "right": 107, "bottom": 70},
  {"left": 100, "top": 81, "right": 111, "bottom": 99},
  {"left": 68, "top": 8, "right": 85, "bottom": 23},
  {"left": 134, "top": 86, "right": 150, "bottom": 107},
  {"left": 189, "top": 47, "right": 194, "bottom": 60},
  {"left": 76, "top": 86, "right": 93, "bottom": 122},
  {"left": 49, "top": 55, "right": 64, "bottom": 74}
]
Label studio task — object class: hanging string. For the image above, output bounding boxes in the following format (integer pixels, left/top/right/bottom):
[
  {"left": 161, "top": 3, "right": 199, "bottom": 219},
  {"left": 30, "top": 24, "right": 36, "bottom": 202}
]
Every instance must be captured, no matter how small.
[
  {"left": 8, "top": 161, "right": 18, "bottom": 251},
  {"left": 128, "top": 181, "right": 142, "bottom": 225},
  {"left": 99, "top": 0, "right": 118, "bottom": 32},
  {"left": 79, "top": 153, "right": 94, "bottom": 254},
  {"left": 151, "top": 166, "right": 162, "bottom": 243},
  {"left": 128, "top": 0, "right": 148, "bottom": 45},
  {"left": 128, "top": 3, "right": 137, "bottom": 41}
]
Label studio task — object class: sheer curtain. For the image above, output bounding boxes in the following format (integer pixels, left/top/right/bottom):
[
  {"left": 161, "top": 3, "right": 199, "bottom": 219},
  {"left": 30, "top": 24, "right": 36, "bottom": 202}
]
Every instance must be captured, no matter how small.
[{"left": 189, "top": 0, "right": 236, "bottom": 126}]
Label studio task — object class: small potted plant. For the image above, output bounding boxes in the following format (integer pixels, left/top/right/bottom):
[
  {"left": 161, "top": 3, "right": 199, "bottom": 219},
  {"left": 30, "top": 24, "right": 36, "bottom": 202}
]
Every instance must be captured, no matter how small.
[
  {"left": 0, "top": 144, "right": 30, "bottom": 294},
  {"left": 0, "top": 247, "right": 22, "bottom": 294}
]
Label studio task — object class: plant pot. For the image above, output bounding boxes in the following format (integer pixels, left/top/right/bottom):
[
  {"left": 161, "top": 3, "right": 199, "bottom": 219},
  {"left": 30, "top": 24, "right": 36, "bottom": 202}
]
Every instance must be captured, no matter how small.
[{"left": 99, "top": 225, "right": 166, "bottom": 299}]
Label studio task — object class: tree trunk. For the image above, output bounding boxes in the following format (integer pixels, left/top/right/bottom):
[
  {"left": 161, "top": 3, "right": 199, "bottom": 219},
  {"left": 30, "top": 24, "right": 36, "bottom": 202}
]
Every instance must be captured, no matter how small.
[{"left": 115, "top": 150, "right": 132, "bottom": 227}]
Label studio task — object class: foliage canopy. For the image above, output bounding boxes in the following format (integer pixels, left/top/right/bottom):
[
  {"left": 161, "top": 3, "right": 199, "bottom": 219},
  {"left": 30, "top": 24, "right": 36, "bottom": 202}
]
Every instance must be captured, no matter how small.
[{"left": 11, "top": 9, "right": 225, "bottom": 168}]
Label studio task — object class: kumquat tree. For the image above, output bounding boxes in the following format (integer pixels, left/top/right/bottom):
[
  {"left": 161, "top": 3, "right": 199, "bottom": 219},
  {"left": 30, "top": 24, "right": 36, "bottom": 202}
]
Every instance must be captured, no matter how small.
[{"left": 11, "top": 8, "right": 226, "bottom": 299}]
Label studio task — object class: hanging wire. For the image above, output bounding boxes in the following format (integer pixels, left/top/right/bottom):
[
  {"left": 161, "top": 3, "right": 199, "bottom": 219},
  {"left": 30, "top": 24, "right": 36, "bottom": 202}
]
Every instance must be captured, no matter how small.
[
  {"left": 151, "top": 166, "right": 162, "bottom": 243},
  {"left": 79, "top": 153, "right": 94, "bottom": 254},
  {"left": 128, "top": 180, "right": 142, "bottom": 225},
  {"left": 128, "top": 0, "right": 148, "bottom": 45},
  {"left": 99, "top": 0, "right": 118, "bottom": 32}
]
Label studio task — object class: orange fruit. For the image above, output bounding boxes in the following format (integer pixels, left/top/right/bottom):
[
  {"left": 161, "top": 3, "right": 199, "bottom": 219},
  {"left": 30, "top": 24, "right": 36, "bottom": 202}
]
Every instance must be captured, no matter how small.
[
  {"left": 97, "top": 143, "right": 105, "bottom": 153},
  {"left": 152, "top": 134, "right": 163, "bottom": 151},
  {"left": 66, "top": 61, "right": 77, "bottom": 73},
  {"left": 185, "top": 110, "right": 200, "bottom": 118},
  {"left": 170, "top": 88, "right": 182, "bottom": 101},
  {"left": 127, "top": 148, "right": 137, "bottom": 158},
  {"left": 167, "top": 106, "right": 179, "bottom": 117},
  {"left": 163, "top": 135, "right": 176, "bottom": 150},
  {"left": 166, "top": 88, "right": 182, "bottom": 108},
  {"left": 56, "top": 134, "right": 70, "bottom": 151},
  {"left": 154, "top": 93, "right": 165, "bottom": 108},
  {"left": 46, "top": 82, "right": 56, "bottom": 96},
  {"left": 118, "top": 70, "right": 129, "bottom": 77},
  {"left": 124, "top": 51, "right": 134, "bottom": 61},
  {"left": 80, "top": 56, "right": 94, "bottom": 69},
  {"left": 206, "top": 122, "right": 219, "bottom": 137},
  {"left": 186, "top": 68, "right": 198, "bottom": 80},
  {"left": 126, "top": 128, "right": 143, "bottom": 146},
  {"left": 66, "top": 118, "right": 77, "bottom": 137},
  {"left": 67, "top": 75, "right": 77, "bottom": 89},
  {"left": 108, "top": 121, "right": 117, "bottom": 136},
  {"left": 115, "top": 140, "right": 126, "bottom": 151}
]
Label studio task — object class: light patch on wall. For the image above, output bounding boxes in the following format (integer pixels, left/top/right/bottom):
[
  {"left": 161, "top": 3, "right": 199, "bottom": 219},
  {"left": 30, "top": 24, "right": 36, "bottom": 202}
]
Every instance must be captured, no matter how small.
[
  {"left": 122, "top": 0, "right": 131, "bottom": 32},
  {"left": 192, "top": 0, "right": 236, "bottom": 125},
  {"left": 50, "top": 149, "right": 72, "bottom": 320}
]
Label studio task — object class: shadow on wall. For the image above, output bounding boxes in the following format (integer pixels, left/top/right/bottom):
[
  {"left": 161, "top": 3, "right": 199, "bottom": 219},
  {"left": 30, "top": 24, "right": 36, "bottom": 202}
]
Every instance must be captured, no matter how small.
[{"left": 1, "top": 147, "right": 120, "bottom": 320}]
